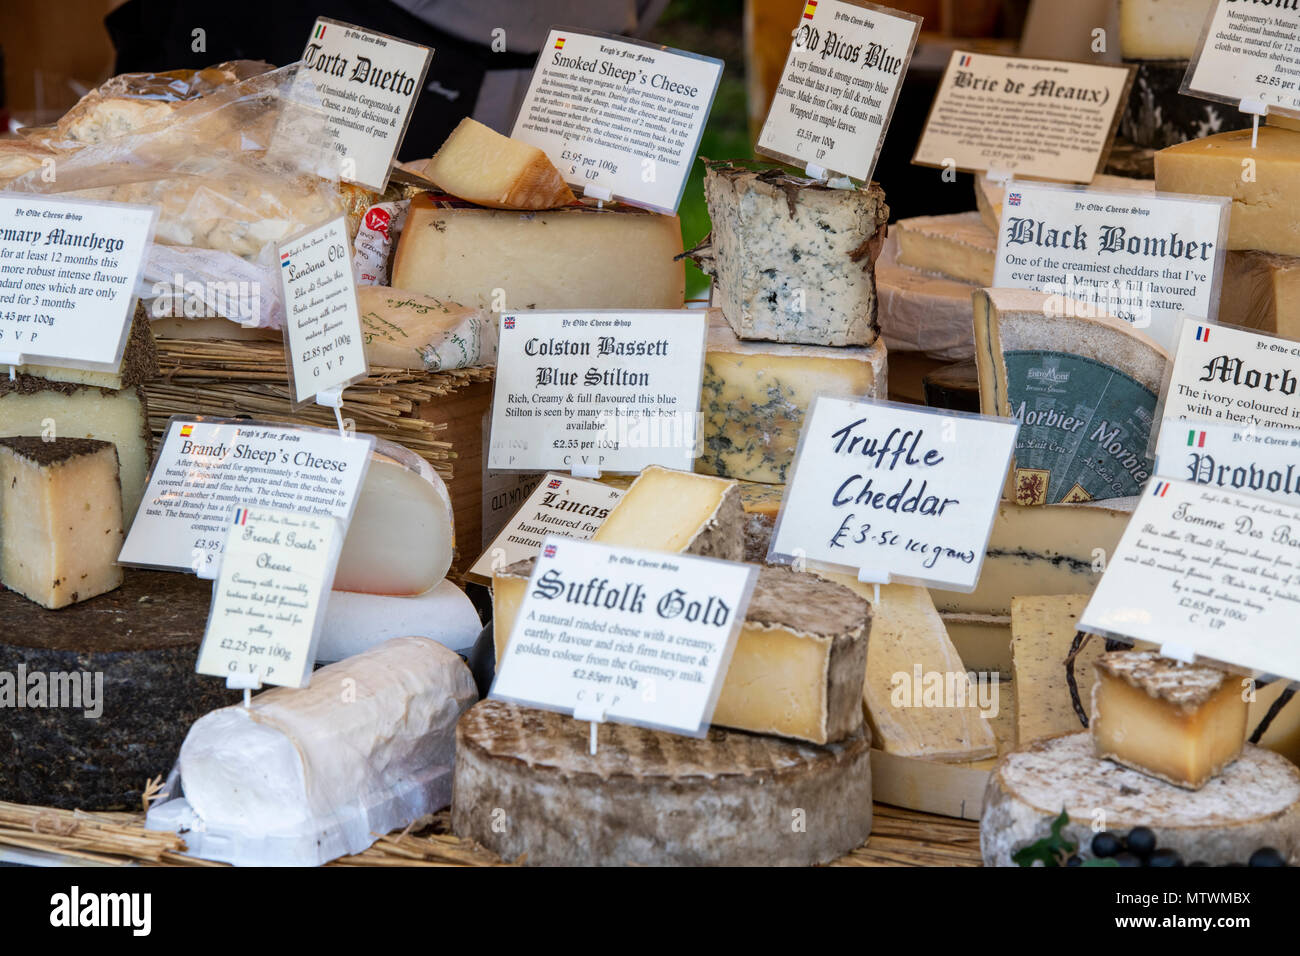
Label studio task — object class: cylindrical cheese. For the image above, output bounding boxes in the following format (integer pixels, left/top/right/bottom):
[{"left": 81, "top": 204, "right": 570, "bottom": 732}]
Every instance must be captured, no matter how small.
[{"left": 317, "top": 580, "right": 482, "bottom": 662}]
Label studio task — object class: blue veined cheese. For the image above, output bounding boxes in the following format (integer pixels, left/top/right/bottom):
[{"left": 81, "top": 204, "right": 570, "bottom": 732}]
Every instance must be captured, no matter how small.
[
  {"left": 697, "top": 310, "right": 887, "bottom": 484},
  {"left": 691, "top": 161, "right": 888, "bottom": 346}
]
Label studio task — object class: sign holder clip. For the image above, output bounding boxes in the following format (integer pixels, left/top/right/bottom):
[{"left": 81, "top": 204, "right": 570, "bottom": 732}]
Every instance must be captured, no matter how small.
[
  {"left": 1159, "top": 641, "right": 1198, "bottom": 665},
  {"left": 573, "top": 699, "right": 607, "bottom": 755},
  {"left": 226, "top": 671, "right": 262, "bottom": 708},
  {"left": 857, "top": 566, "right": 891, "bottom": 606},
  {"left": 315, "top": 386, "right": 348, "bottom": 436},
  {"left": 1239, "top": 97, "right": 1268, "bottom": 149},
  {"left": 571, "top": 462, "right": 602, "bottom": 480},
  {"left": 985, "top": 167, "right": 1015, "bottom": 186},
  {"left": 0, "top": 351, "right": 23, "bottom": 382}
]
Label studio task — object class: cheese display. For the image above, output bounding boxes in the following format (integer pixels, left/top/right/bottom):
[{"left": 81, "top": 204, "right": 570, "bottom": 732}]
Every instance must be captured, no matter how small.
[
  {"left": 982, "top": 732, "right": 1300, "bottom": 866},
  {"left": 1010, "top": 595, "right": 1102, "bottom": 745},
  {"left": 692, "top": 160, "right": 889, "bottom": 347},
  {"left": 316, "top": 581, "right": 484, "bottom": 662},
  {"left": 166, "top": 638, "right": 477, "bottom": 866},
  {"left": 452, "top": 699, "right": 873, "bottom": 866},
  {"left": 1118, "top": 0, "right": 1214, "bottom": 60},
  {"left": 893, "top": 212, "right": 996, "bottom": 286},
  {"left": 392, "top": 193, "right": 686, "bottom": 311},
  {"left": 592, "top": 465, "right": 743, "bottom": 560},
  {"left": 1156, "top": 127, "right": 1300, "bottom": 256},
  {"left": 1220, "top": 250, "right": 1300, "bottom": 340},
  {"left": 974, "top": 173, "right": 1154, "bottom": 235},
  {"left": 424, "top": 118, "right": 575, "bottom": 210},
  {"left": 357, "top": 286, "right": 497, "bottom": 371},
  {"left": 699, "top": 311, "right": 887, "bottom": 483},
  {"left": 972, "top": 289, "right": 1169, "bottom": 505},
  {"left": 0, "top": 438, "right": 124, "bottom": 610},
  {"left": 1091, "top": 652, "right": 1249, "bottom": 790}
]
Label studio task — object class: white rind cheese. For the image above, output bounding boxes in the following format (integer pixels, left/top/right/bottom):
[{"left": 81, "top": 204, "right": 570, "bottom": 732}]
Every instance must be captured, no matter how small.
[
  {"left": 317, "top": 580, "right": 483, "bottom": 662},
  {"left": 874, "top": 235, "right": 978, "bottom": 360}
]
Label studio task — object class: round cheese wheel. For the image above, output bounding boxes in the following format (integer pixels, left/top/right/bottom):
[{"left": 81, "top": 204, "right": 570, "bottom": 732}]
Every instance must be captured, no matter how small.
[{"left": 981, "top": 732, "right": 1300, "bottom": 866}]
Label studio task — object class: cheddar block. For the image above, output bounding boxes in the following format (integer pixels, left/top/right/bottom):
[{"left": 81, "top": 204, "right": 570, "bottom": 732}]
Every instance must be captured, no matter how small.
[
  {"left": 424, "top": 118, "right": 575, "bottom": 210},
  {"left": 893, "top": 212, "right": 995, "bottom": 286},
  {"left": 392, "top": 194, "right": 685, "bottom": 311},
  {"left": 357, "top": 285, "right": 496, "bottom": 371},
  {"left": 1119, "top": 0, "right": 1214, "bottom": 60},
  {"left": 1010, "top": 594, "right": 1103, "bottom": 745},
  {"left": 0, "top": 437, "right": 124, "bottom": 609},
  {"left": 1220, "top": 250, "right": 1300, "bottom": 341},
  {"left": 1156, "top": 127, "right": 1300, "bottom": 256},
  {"left": 1092, "top": 651, "right": 1249, "bottom": 789},
  {"left": 593, "top": 465, "right": 742, "bottom": 561}
]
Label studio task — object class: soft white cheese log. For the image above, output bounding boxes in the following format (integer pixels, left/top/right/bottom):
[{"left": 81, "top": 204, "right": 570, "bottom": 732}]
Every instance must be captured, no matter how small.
[
  {"left": 179, "top": 637, "right": 477, "bottom": 855},
  {"left": 317, "top": 580, "right": 482, "bottom": 662},
  {"left": 335, "top": 441, "right": 455, "bottom": 595}
]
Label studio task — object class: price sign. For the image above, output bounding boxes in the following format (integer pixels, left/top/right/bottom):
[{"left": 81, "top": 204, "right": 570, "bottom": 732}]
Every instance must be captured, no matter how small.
[{"left": 1183, "top": 2, "right": 1300, "bottom": 118}]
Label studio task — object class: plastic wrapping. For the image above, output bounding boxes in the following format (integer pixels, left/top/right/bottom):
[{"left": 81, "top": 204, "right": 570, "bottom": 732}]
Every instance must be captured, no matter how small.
[{"left": 875, "top": 234, "right": 977, "bottom": 361}]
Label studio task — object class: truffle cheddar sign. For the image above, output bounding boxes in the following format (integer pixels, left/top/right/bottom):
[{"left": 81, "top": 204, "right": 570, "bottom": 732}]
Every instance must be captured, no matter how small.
[{"left": 768, "top": 397, "right": 1018, "bottom": 591}]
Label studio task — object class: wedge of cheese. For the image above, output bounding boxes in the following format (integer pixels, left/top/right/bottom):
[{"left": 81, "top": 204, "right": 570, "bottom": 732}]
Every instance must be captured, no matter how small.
[
  {"left": 424, "top": 118, "right": 575, "bottom": 210},
  {"left": 592, "top": 465, "right": 742, "bottom": 561},
  {"left": 973, "top": 288, "right": 1168, "bottom": 505},
  {"left": 894, "top": 212, "right": 995, "bottom": 286},
  {"left": 1010, "top": 594, "right": 1103, "bottom": 746},
  {"left": 1220, "top": 250, "right": 1300, "bottom": 341},
  {"left": 1156, "top": 127, "right": 1300, "bottom": 257},
  {"left": 357, "top": 285, "right": 496, "bottom": 371},
  {"left": 16, "top": 302, "right": 157, "bottom": 391},
  {"left": 392, "top": 194, "right": 685, "bottom": 311}
]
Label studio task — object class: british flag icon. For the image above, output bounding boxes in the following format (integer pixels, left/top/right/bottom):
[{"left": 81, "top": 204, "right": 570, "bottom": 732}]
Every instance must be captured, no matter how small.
[{"left": 544, "top": 544, "right": 557, "bottom": 558}]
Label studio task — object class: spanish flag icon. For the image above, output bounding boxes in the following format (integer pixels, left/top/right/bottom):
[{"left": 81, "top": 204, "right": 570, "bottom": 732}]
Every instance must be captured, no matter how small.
[
  {"left": 180, "top": 424, "right": 194, "bottom": 438},
  {"left": 555, "top": 37, "right": 566, "bottom": 50},
  {"left": 803, "top": 0, "right": 818, "bottom": 18}
]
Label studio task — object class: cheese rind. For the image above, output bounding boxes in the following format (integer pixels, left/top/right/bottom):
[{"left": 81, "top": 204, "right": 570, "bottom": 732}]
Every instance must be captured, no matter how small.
[
  {"left": 694, "top": 161, "right": 888, "bottom": 346},
  {"left": 1091, "top": 652, "right": 1248, "bottom": 789},
  {"left": 699, "top": 310, "right": 887, "bottom": 483},
  {"left": 0, "top": 437, "right": 124, "bottom": 609},
  {"left": 424, "top": 118, "right": 575, "bottom": 210},
  {"left": 1010, "top": 595, "right": 1101, "bottom": 745},
  {"left": 392, "top": 194, "right": 685, "bottom": 311},
  {"left": 593, "top": 465, "right": 743, "bottom": 561},
  {"left": 893, "top": 212, "right": 995, "bottom": 286}
]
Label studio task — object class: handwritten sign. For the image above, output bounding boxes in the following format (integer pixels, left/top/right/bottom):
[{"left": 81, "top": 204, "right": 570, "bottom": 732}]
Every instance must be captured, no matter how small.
[
  {"left": 1183, "top": 2, "right": 1300, "bottom": 118},
  {"left": 510, "top": 28, "right": 723, "bottom": 213},
  {"left": 119, "top": 418, "right": 373, "bottom": 573},
  {"left": 756, "top": 0, "right": 920, "bottom": 183},
  {"left": 0, "top": 195, "right": 155, "bottom": 373},
  {"left": 468, "top": 472, "right": 624, "bottom": 585},
  {"left": 767, "top": 397, "right": 1018, "bottom": 590},
  {"left": 278, "top": 216, "right": 368, "bottom": 404},
  {"left": 491, "top": 536, "right": 757, "bottom": 736},
  {"left": 197, "top": 506, "right": 345, "bottom": 688},
  {"left": 1156, "top": 419, "right": 1300, "bottom": 504},
  {"left": 296, "top": 17, "right": 433, "bottom": 191},
  {"left": 913, "top": 52, "right": 1132, "bottom": 182},
  {"left": 991, "top": 181, "right": 1229, "bottom": 351},
  {"left": 1080, "top": 477, "right": 1300, "bottom": 682},
  {"left": 488, "top": 310, "right": 707, "bottom": 474}
]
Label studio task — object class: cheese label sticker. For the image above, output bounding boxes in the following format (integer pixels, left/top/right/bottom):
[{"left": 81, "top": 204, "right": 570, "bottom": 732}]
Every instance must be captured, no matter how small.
[
  {"left": 1183, "top": 2, "right": 1300, "bottom": 117},
  {"left": 510, "top": 28, "right": 723, "bottom": 213},
  {"left": 1155, "top": 419, "right": 1300, "bottom": 506},
  {"left": 0, "top": 195, "right": 155, "bottom": 373},
  {"left": 913, "top": 52, "right": 1132, "bottom": 182},
  {"left": 1080, "top": 477, "right": 1300, "bottom": 683},
  {"left": 756, "top": 0, "right": 921, "bottom": 183},
  {"left": 1158, "top": 320, "right": 1300, "bottom": 439},
  {"left": 197, "top": 505, "right": 345, "bottom": 689},
  {"left": 488, "top": 310, "right": 708, "bottom": 475},
  {"left": 119, "top": 418, "right": 374, "bottom": 573},
  {"left": 768, "top": 397, "right": 1018, "bottom": 591},
  {"left": 295, "top": 17, "right": 433, "bottom": 192},
  {"left": 991, "top": 181, "right": 1229, "bottom": 351},
  {"left": 278, "top": 216, "right": 369, "bottom": 404},
  {"left": 468, "top": 472, "right": 625, "bottom": 585},
  {"left": 1003, "top": 350, "right": 1158, "bottom": 504},
  {"left": 491, "top": 536, "right": 758, "bottom": 737}
]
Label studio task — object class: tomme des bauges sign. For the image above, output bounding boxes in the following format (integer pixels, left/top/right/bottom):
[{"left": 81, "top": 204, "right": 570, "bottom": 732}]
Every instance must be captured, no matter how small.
[
  {"left": 488, "top": 310, "right": 708, "bottom": 475},
  {"left": 913, "top": 52, "right": 1133, "bottom": 182},
  {"left": 510, "top": 28, "right": 723, "bottom": 213},
  {"left": 0, "top": 195, "right": 155, "bottom": 374},
  {"left": 491, "top": 536, "right": 757, "bottom": 736},
  {"left": 756, "top": 0, "right": 921, "bottom": 184},
  {"left": 296, "top": 17, "right": 434, "bottom": 192},
  {"left": 768, "top": 397, "right": 1018, "bottom": 591},
  {"left": 1080, "top": 477, "right": 1300, "bottom": 683},
  {"left": 991, "top": 181, "right": 1229, "bottom": 351},
  {"left": 1183, "top": 1, "right": 1300, "bottom": 118}
]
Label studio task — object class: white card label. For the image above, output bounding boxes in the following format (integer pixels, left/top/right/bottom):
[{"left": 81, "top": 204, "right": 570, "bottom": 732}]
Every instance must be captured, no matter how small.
[
  {"left": 991, "top": 182, "right": 1229, "bottom": 351},
  {"left": 197, "top": 505, "right": 345, "bottom": 688},
  {"left": 488, "top": 310, "right": 707, "bottom": 474},
  {"left": 491, "top": 536, "right": 757, "bottom": 736},
  {"left": 913, "top": 52, "right": 1132, "bottom": 182},
  {"left": 0, "top": 195, "right": 155, "bottom": 372},
  {"left": 297, "top": 18, "right": 433, "bottom": 192},
  {"left": 119, "top": 419, "right": 374, "bottom": 573},
  {"left": 1184, "top": 2, "right": 1300, "bottom": 117},
  {"left": 278, "top": 216, "right": 368, "bottom": 404},
  {"left": 1159, "top": 320, "right": 1300, "bottom": 433},
  {"left": 756, "top": 0, "right": 920, "bottom": 183},
  {"left": 469, "top": 472, "right": 624, "bottom": 584},
  {"left": 511, "top": 28, "right": 723, "bottom": 213},
  {"left": 1080, "top": 477, "right": 1300, "bottom": 682},
  {"left": 768, "top": 397, "right": 1019, "bottom": 590},
  {"left": 1156, "top": 420, "right": 1300, "bottom": 504}
]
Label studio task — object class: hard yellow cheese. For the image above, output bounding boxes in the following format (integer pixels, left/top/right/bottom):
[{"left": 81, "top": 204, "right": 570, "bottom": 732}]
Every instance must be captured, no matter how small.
[
  {"left": 424, "top": 118, "right": 574, "bottom": 210},
  {"left": 893, "top": 211, "right": 995, "bottom": 286},
  {"left": 1010, "top": 594, "right": 1104, "bottom": 745},
  {"left": 592, "top": 465, "right": 743, "bottom": 561}
]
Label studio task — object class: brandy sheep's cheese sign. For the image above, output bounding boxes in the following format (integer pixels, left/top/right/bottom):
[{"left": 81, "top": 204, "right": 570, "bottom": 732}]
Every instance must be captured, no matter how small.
[
  {"left": 488, "top": 310, "right": 708, "bottom": 476},
  {"left": 767, "top": 396, "right": 1018, "bottom": 591}
]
